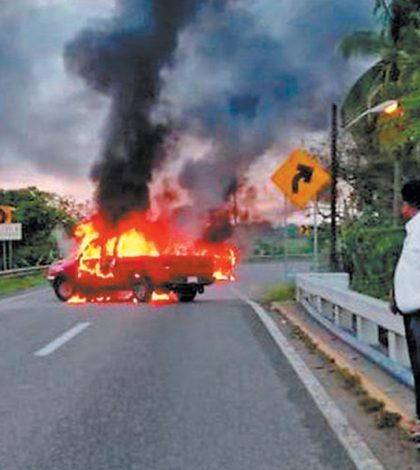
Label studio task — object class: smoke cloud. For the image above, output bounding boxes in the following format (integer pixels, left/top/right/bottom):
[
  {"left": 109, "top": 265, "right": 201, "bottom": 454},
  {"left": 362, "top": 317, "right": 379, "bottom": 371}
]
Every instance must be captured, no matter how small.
[
  {"left": 65, "top": 0, "right": 207, "bottom": 222},
  {"left": 0, "top": 0, "right": 376, "bottom": 232},
  {"left": 156, "top": 0, "right": 375, "bottom": 212}
]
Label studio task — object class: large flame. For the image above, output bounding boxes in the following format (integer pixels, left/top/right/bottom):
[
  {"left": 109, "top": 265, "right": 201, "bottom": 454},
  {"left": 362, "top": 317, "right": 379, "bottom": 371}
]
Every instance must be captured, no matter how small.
[{"left": 68, "top": 211, "right": 238, "bottom": 304}]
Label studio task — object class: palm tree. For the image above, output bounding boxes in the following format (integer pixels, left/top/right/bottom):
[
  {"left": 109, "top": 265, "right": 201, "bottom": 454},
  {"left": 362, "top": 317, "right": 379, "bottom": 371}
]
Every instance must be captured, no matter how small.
[{"left": 339, "top": 0, "right": 420, "bottom": 223}]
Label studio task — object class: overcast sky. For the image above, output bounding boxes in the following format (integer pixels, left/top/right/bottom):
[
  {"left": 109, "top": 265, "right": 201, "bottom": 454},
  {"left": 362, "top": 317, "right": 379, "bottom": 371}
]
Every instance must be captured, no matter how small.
[{"left": 0, "top": 0, "right": 375, "bottom": 201}]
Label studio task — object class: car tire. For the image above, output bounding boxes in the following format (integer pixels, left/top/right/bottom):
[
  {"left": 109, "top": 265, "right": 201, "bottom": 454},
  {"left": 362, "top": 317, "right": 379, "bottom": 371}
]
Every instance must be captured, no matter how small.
[
  {"left": 177, "top": 287, "right": 197, "bottom": 303},
  {"left": 132, "top": 277, "right": 153, "bottom": 303},
  {"left": 53, "top": 276, "right": 75, "bottom": 302}
]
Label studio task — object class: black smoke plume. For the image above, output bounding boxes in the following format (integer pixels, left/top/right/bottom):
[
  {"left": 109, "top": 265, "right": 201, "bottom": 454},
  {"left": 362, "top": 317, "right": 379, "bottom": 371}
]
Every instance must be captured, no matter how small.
[
  {"left": 65, "top": 0, "right": 204, "bottom": 223},
  {"left": 158, "top": 0, "right": 374, "bottom": 216}
]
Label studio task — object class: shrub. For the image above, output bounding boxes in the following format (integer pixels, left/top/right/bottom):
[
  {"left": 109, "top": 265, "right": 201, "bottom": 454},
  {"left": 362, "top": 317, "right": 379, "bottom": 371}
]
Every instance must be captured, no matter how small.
[{"left": 340, "top": 210, "right": 404, "bottom": 299}]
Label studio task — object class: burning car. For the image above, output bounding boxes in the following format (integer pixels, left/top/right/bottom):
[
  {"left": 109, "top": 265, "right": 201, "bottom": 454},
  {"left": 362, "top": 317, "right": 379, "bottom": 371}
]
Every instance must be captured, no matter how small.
[
  {"left": 47, "top": 212, "right": 238, "bottom": 304},
  {"left": 47, "top": 252, "right": 215, "bottom": 303}
]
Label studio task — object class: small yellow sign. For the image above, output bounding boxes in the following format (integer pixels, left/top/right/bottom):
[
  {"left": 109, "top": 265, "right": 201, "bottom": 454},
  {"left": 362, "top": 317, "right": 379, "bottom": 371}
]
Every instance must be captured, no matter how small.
[
  {"left": 271, "top": 149, "right": 330, "bottom": 209},
  {"left": 0, "top": 206, "right": 14, "bottom": 224}
]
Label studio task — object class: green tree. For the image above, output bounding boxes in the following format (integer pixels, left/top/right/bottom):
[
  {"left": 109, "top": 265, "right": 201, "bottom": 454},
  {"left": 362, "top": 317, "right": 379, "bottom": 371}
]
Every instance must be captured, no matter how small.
[
  {"left": 0, "top": 187, "right": 79, "bottom": 267},
  {"left": 339, "top": 0, "right": 420, "bottom": 220}
]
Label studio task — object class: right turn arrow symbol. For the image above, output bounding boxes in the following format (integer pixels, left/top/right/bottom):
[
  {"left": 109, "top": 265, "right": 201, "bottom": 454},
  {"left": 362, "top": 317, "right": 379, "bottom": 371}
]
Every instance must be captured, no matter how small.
[{"left": 292, "top": 164, "right": 314, "bottom": 194}]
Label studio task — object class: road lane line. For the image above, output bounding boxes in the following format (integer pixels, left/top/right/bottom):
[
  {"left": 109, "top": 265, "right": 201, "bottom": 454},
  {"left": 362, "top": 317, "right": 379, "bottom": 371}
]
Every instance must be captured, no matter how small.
[
  {"left": 34, "top": 322, "right": 91, "bottom": 357},
  {"left": 232, "top": 287, "right": 383, "bottom": 470}
]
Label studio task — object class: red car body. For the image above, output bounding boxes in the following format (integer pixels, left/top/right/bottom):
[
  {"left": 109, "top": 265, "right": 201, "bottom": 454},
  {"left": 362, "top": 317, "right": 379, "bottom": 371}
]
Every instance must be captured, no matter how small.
[{"left": 47, "top": 254, "right": 215, "bottom": 303}]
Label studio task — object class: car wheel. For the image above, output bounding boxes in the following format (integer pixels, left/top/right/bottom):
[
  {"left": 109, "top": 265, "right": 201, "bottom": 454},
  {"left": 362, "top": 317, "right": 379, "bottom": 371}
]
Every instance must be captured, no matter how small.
[
  {"left": 177, "top": 287, "right": 197, "bottom": 303},
  {"left": 53, "top": 277, "right": 75, "bottom": 302},
  {"left": 132, "top": 277, "right": 153, "bottom": 303}
]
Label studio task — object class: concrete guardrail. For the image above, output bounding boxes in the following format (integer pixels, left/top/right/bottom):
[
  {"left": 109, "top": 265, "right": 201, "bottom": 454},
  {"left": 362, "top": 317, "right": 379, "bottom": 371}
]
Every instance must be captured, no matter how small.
[{"left": 296, "top": 272, "right": 414, "bottom": 388}]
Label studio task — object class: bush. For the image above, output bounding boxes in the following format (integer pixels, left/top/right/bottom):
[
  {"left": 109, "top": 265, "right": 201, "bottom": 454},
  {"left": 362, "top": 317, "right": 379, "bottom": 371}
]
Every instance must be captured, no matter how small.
[{"left": 340, "top": 209, "right": 404, "bottom": 300}]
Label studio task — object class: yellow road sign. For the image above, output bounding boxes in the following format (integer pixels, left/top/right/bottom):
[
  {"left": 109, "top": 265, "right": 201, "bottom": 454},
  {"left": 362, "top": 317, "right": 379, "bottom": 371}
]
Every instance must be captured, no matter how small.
[
  {"left": 299, "top": 225, "right": 311, "bottom": 236},
  {"left": 271, "top": 149, "right": 331, "bottom": 209},
  {"left": 0, "top": 206, "right": 14, "bottom": 224}
]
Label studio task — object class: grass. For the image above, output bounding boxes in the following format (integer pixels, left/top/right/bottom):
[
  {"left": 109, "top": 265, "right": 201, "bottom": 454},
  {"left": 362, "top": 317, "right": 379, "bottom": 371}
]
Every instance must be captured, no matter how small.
[
  {"left": 358, "top": 396, "right": 385, "bottom": 413},
  {"left": 0, "top": 274, "right": 46, "bottom": 297},
  {"left": 375, "top": 411, "right": 402, "bottom": 429},
  {"left": 263, "top": 282, "right": 295, "bottom": 303}
]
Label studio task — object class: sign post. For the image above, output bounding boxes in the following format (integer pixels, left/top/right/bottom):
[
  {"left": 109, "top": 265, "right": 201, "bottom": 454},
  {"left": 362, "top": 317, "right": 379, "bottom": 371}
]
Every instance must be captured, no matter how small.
[
  {"left": 283, "top": 196, "right": 288, "bottom": 279},
  {"left": 9, "top": 240, "right": 13, "bottom": 270},
  {"left": 0, "top": 223, "right": 22, "bottom": 270},
  {"left": 2, "top": 242, "right": 6, "bottom": 271},
  {"left": 313, "top": 197, "right": 319, "bottom": 272}
]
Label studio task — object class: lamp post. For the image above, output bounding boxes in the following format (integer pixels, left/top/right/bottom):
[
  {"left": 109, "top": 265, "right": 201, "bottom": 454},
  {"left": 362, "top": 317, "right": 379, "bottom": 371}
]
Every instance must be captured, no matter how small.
[
  {"left": 330, "top": 99, "right": 399, "bottom": 271},
  {"left": 330, "top": 104, "right": 338, "bottom": 271}
]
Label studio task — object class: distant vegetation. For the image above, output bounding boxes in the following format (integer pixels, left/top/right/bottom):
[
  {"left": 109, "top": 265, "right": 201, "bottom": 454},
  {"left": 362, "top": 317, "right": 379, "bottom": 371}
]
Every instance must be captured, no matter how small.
[
  {"left": 0, "top": 187, "right": 85, "bottom": 268},
  {"left": 250, "top": 224, "right": 317, "bottom": 258}
]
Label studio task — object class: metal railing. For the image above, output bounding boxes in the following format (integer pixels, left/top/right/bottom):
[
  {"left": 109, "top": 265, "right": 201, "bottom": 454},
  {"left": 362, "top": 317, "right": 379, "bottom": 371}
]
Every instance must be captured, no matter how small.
[
  {"left": 296, "top": 272, "right": 413, "bottom": 388},
  {"left": 0, "top": 266, "right": 49, "bottom": 279}
]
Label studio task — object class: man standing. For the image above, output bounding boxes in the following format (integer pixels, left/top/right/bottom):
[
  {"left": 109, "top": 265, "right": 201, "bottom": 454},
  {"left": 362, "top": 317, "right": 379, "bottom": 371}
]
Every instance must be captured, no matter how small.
[{"left": 393, "top": 180, "right": 420, "bottom": 444}]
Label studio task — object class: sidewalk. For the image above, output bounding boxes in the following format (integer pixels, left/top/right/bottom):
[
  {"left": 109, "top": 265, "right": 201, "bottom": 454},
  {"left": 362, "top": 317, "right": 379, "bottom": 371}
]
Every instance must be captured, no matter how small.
[{"left": 271, "top": 301, "right": 415, "bottom": 429}]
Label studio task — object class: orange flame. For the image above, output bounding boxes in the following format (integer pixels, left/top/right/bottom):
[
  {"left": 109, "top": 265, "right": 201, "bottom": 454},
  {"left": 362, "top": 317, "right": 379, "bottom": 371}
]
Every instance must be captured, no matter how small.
[
  {"left": 68, "top": 294, "right": 87, "bottom": 304},
  {"left": 68, "top": 210, "right": 239, "bottom": 304},
  {"left": 151, "top": 292, "right": 171, "bottom": 301}
]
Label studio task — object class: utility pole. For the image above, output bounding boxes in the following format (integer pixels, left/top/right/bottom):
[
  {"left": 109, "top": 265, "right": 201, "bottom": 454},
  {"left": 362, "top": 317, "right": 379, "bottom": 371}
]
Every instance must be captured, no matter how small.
[{"left": 330, "top": 103, "right": 338, "bottom": 271}]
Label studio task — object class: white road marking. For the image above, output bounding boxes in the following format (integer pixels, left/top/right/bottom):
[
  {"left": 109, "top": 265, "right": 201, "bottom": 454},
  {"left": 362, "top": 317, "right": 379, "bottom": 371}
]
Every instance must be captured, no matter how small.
[
  {"left": 232, "top": 287, "right": 384, "bottom": 470},
  {"left": 34, "top": 322, "right": 91, "bottom": 357}
]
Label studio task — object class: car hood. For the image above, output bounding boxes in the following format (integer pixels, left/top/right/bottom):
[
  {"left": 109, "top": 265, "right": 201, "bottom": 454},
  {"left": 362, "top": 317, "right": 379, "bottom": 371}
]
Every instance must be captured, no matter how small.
[{"left": 48, "top": 257, "right": 76, "bottom": 275}]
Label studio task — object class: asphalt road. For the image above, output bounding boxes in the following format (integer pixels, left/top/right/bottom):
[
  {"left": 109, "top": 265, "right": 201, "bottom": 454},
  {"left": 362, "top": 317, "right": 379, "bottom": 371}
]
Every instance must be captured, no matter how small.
[{"left": 0, "top": 262, "right": 356, "bottom": 470}]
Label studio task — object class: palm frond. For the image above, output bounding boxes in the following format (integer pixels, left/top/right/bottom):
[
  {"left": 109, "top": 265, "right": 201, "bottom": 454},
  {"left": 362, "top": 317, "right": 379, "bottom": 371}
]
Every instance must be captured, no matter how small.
[{"left": 342, "top": 61, "right": 387, "bottom": 113}]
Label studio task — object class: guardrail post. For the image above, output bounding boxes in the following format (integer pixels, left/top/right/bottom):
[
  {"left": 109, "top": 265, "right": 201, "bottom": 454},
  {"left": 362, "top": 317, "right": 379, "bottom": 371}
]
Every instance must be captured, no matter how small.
[
  {"left": 295, "top": 286, "right": 301, "bottom": 302},
  {"left": 337, "top": 308, "right": 353, "bottom": 331},
  {"left": 388, "top": 332, "right": 396, "bottom": 362},
  {"left": 356, "top": 317, "right": 379, "bottom": 346},
  {"left": 388, "top": 332, "right": 410, "bottom": 367},
  {"left": 333, "top": 305, "right": 340, "bottom": 327},
  {"left": 322, "top": 300, "right": 334, "bottom": 321},
  {"left": 315, "top": 295, "right": 322, "bottom": 313},
  {"left": 388, "top": 332, "right": 409, "bottom": 366}
]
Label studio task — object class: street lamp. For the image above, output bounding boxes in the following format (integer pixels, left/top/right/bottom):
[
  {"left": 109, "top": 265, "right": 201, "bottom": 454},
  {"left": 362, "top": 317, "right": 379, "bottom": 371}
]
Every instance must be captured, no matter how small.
[
  {"left": 330, "top": 99, "right": 399, "bottom": 270},
  {"left": 343, "top": 100, "right": 399, "bottom": 129}
]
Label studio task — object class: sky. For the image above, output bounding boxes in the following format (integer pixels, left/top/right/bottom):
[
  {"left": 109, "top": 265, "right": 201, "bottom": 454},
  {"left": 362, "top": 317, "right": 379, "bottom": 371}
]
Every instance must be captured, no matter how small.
[{"left": 0, "top": 0, "right": 376, "bottom": 210}]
